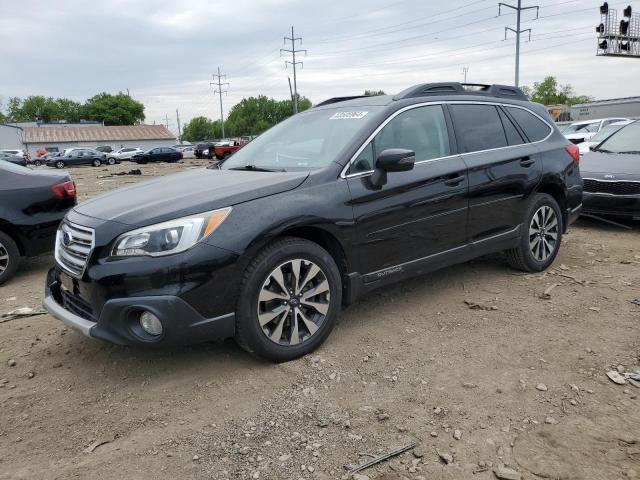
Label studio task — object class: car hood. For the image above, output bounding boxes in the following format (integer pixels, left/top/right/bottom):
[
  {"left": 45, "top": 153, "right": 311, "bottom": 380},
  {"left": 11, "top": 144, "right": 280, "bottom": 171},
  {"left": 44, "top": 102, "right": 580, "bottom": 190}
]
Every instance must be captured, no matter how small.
[
  {"left": 580, "top": 151, "right": 640, "bottom": 178},
  {"left": 74, "top": 167, "right": 309, "bottom": 226}
]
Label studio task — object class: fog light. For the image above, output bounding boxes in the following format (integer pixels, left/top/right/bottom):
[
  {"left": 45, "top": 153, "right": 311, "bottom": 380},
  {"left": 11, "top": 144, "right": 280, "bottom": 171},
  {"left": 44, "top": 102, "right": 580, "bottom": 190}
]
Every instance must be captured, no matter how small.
[{"left": 139, "top": 311, "right": 163, "bottom": 336}]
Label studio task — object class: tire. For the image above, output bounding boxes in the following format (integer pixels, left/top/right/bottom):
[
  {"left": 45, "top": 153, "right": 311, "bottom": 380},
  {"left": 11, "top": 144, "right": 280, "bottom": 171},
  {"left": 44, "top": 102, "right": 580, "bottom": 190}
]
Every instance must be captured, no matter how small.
[
  {"left": 55, "top": 161, "right": 65, "bottom": 169},
  {"left": 92, "top": 159, "right": 101, "bottom": 167},
  {"left": 505, "top": 193, "right": 563, "bottom": 272},
  {"left": 0, "top": 231, "right": 21, "bottom": 285},
  {"left": 34, "top": 160, "right": 42, "bottom": 166},
  {"left": 235, "top": 237, "right": 342, "bottom": 362},
  {"left": 107, "top": 157, "right": 116, "bottom": 165}
]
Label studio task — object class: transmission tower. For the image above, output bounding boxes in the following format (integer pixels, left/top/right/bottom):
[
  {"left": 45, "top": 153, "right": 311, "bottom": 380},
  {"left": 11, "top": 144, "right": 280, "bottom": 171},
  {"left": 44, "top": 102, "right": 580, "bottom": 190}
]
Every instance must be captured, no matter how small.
[
  {"left": 211, "top": 67, "right": 229, "bottom": 139},
  {"left": 281, "top": 26, "right": 306, "bottom": 113},
  {"left": 499, "top": 0, "right": 539, "bottom": 86}
]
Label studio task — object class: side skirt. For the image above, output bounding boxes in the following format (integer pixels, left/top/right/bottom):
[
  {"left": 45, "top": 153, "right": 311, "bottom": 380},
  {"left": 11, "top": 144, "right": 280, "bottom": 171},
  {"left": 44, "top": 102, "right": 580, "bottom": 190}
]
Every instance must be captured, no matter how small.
[{"left": 343, "top": 225, "right": 521, "bottom": 305}]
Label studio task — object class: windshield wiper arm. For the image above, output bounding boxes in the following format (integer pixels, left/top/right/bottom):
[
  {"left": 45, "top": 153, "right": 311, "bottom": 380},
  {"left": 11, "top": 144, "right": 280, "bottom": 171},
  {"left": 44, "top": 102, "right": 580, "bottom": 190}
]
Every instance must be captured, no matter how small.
[
  {"left": 228, "top": 165, "right": 286, "bottom": 172},
  {"left": 618, "top": 150, "right": 640, "bottom": 155}
]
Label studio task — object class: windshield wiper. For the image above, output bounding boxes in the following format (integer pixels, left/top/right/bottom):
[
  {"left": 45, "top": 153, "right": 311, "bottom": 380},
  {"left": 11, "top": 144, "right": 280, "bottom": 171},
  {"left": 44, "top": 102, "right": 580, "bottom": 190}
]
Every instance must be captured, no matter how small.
[
  {"left": 618, "top": 150, "right": 640, "bottom": 155},
  {"left": 594, "top": 148, "right": 615, "bottom": 153},
  {"left": 228, "top": 165, "right": 286, "bottom": 172}
]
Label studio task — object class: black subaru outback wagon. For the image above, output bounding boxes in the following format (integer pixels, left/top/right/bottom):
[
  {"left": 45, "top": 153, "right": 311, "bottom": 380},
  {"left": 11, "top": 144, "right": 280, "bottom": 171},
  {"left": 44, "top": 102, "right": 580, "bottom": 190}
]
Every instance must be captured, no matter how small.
[{"left": 44, "top": 83, "right": 583, "bottom": 362}]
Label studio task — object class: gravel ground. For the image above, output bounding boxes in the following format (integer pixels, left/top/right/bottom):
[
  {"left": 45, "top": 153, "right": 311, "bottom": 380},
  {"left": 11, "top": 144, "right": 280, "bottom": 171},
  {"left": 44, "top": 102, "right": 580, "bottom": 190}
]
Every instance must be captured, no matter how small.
[{"left": 1, "top": 160, "right": 639, "bottom": 480}]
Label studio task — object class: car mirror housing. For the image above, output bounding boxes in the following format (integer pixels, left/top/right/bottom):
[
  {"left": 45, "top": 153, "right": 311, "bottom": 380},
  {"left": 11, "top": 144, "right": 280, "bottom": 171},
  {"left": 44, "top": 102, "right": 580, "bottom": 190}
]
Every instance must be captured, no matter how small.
[{"left": 371, "top": 148, "right": 416, "bottom": 186}]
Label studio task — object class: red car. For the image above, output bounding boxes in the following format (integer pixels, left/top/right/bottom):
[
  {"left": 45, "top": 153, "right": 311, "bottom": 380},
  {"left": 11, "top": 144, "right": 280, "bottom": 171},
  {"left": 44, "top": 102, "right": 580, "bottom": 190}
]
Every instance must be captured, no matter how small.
[{"left": 214, "top": 139, "right": 247, "bottom": 161}]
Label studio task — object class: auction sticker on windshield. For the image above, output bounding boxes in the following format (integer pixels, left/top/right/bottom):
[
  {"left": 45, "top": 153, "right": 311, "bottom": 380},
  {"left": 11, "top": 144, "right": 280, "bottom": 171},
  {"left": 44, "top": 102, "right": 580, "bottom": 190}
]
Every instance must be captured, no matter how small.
[{"left": 330, "top": 111, "right": 368, "bottom": 120}]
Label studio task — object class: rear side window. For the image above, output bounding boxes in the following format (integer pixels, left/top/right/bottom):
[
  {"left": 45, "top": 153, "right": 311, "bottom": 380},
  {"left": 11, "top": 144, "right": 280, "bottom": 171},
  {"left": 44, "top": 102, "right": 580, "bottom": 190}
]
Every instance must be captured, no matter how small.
[
  {"left": 450, "top": 104, "right": 507, "bottom": 152},
  {"left": 498, "top": 108, "right": 524, "bottom": 146},
  {"left": 506, "top": 107, "right": 552, "bottom": 142}
]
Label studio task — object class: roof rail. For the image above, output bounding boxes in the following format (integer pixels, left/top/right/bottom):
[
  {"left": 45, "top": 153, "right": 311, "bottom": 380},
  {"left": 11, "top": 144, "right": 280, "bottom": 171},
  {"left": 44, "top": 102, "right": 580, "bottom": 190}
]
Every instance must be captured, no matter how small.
[
  {"left": 394, "top": 83, "right": 528, "bottom": 101},
  {"left": 314, "top": 96, "right": 371, "bottom": 107}
]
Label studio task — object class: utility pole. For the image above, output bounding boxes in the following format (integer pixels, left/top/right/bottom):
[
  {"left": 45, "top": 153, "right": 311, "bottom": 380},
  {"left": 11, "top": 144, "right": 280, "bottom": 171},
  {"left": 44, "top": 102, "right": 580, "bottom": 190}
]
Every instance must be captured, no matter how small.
[
  {"left": 462, "top": 66, "right": 469, "bottom": 83},
  {"left": 281, "top": 26, "right": 306, "bottom": 114},
  {"left": 288, "top": 77, "right": 294, "bottom": 111},
  {"left": 175, "top": 109, "right": 182, "bottom": 143},
  {"left": 164, "top": 114, "right": 170, "bottom": 130},
  {"left": 499, "top": 0, "right": 539, "bottom": 87},
  {"left": 211, "top": 67, "right": 229, "bottom": 139}
]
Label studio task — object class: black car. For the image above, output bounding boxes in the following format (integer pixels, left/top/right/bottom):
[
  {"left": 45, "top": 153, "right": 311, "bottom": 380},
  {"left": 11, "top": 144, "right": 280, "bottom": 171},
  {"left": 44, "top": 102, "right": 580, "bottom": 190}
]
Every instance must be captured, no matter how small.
[
  {"left": 0, "top": 151, "right": 27, "bottom": 167},
  {"left": 46, "top": 149, "right": 107, "bottom": 169},
  {"left": 132, "top": 147, "right": 183, "bottom": 164},
  {"left": 43, "top": 82, "right": 582, "bottom": 362},
  {"left": 0, "top": 161, "right": 76, "bottom": 284},
  {"left": 194, "top": 142, "right": 216, "bottom": 159},
  {"left": 581, "top": 120, "right": 640, "bottom": 220},
  {"left": 95, "top": 145, "right": 114, "bottom": 153}
]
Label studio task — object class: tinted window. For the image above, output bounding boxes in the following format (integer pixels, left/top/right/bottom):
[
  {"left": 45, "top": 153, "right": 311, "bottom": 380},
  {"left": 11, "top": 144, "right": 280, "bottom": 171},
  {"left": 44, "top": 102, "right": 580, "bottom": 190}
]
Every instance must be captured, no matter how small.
[
  {"left": 349, "top": 142, "right": 375, "bottom": 173},
  {"left": 597, "top": 121, "right": 640, "bottom": 153},
  {"left": 507, "top": 107, "right": 552, "bottom": 142},
  {"left": 498, "top": 108, "right": 524, "bottom": 146},
  {"left": 450, "top": 105, "right": 507, "bottom": 152}
]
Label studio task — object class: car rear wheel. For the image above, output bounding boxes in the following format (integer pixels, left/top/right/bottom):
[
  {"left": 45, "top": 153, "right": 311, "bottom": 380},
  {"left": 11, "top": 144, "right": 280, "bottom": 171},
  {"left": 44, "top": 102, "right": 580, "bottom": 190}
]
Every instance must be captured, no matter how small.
[
  {"left": 55, "top": 161, "right": 65, "bottom": 169},
  {"left": 92, "top": 159, "right": 101, "bottom": 167},
  {"left": 235, "top": 237, "right": 342, "bottom": 362},
  {"left": 0, "top": 231, "right": 20, "bottom": 285},
  {"left": 505, "top": 193, "right": 563, "bottom": 272}
]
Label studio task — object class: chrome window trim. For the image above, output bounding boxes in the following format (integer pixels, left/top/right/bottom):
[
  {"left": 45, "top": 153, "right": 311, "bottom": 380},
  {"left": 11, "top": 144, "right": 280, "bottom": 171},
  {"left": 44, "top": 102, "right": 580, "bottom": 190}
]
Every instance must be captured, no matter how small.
[
  {"left": 340, "top": 100, "right": 554, "bottom": 179},
  {"left": 583, "top": 177, "right": 640, "bottom": 183}
]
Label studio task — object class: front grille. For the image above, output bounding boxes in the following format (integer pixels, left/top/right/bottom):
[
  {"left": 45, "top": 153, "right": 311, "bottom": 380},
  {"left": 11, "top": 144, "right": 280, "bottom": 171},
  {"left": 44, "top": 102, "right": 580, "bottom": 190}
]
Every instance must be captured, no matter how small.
[
  {"left": 583, "top": 179, "right": 640, "bottom": 196},
  {"left": 61, "top": 289, "right": 96, "bottom": 322},
  {"left": 55, "top": 221, "right": 95, "bottom": 277}
]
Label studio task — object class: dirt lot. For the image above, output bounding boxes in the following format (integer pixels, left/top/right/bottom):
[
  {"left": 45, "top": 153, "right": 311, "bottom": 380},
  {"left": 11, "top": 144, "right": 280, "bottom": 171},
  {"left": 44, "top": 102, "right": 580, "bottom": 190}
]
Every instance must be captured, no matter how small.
[{"left": 1, "top": 160, "right": 639, "bottom": 480}]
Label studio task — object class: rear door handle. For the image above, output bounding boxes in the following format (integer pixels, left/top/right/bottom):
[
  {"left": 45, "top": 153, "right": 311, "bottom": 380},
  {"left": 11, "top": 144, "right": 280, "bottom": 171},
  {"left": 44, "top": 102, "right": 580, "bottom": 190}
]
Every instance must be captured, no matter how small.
[
  {"left": 444, "top": 174, "right": 465, "bottom": 186},
  {"left": 520, "top": 157, "right": 535, "bottom": 167}
]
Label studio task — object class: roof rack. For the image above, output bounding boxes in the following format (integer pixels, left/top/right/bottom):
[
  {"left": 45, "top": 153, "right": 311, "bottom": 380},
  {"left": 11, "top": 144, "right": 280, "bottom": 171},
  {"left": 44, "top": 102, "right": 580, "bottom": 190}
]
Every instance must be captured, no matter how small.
[
  {"left": 394, "top": 83, "right": 528, "bottom": 101},
  {"left": 314, "top": 96, "right": 371, "bottom": 107}
]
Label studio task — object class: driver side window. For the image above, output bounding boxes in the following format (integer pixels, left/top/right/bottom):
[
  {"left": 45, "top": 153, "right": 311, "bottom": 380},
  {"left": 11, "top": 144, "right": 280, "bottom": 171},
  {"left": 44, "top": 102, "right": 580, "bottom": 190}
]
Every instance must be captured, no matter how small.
[{"left": 347, "top": 105, "right": 451, "bottom": 175}]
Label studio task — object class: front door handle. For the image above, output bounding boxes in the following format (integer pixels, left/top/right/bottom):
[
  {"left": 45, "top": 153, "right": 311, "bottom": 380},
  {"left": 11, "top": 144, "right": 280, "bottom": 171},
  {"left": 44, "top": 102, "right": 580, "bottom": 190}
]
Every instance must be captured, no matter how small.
[
  {"left": 520, "top": 157, "right": 535, "bottom": 167},
  {"left": 444, "top": 174, "right": 465, "bottom": 186}
]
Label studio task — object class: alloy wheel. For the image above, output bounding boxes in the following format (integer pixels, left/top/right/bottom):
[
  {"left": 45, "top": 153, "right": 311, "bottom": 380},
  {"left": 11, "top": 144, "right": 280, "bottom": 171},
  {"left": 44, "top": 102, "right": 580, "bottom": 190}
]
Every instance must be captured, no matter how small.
[
  {"left": 257, "top": 259, "right": 331, "bottom": 346},
  {"left": 0, "top": 241, "right": 9, "bottom": 274},
  {"left": 529, "top": 205, "right": 559, "bottom": 262}
]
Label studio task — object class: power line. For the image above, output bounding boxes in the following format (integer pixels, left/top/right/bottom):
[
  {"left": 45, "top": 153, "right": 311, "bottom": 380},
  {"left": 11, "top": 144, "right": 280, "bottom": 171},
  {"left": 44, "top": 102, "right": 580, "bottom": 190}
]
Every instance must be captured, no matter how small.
[
  {"left": 211, "top": 67, "right": 229, "bottom": 138},
  {"left": 499, "top": 0, "right": 540, "bottom": 86},
  {"left": 281, "top": 26, "right": 306, "bottom": 114}
]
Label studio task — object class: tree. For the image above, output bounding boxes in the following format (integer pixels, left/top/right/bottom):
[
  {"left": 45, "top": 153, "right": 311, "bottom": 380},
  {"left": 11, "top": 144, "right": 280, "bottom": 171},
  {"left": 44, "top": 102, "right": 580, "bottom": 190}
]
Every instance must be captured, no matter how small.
[
  {"left": 521, "top": 76, "right": 593, "bottom": 106},
  {"left": 225, "top": 95, "right": 311, "bottom": 137},
  {"left": 182, "top": 116, "right": 219, "bottom": 142},
  {"left": 364, "top": 90, "right": 386, "bottom": 96},
  {"left": 81, "top": 92, "right": 145, "bottom": 125}
]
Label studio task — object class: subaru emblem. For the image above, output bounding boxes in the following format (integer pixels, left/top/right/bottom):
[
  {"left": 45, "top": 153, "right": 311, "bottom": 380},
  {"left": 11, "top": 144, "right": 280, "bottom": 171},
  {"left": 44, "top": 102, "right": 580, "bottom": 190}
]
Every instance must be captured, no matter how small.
[{"left": 62, "top": 231, "right": 73, "bottom": 246}]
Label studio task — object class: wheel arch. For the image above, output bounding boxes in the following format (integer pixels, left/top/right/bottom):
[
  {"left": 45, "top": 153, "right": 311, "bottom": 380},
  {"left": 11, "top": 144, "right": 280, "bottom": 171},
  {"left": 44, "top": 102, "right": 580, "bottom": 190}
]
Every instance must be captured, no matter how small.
[
  {"left": 0, "top": 222, "right": 25, "bottom": 256},
  {"left": 535, "top": 180, "right": 568, "bottom": 232}
]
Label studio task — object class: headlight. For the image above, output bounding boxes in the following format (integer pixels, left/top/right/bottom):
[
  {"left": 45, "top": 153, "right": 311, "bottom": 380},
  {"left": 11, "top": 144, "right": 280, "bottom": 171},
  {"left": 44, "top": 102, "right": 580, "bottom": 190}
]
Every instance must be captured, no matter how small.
[{"left": 111, "top": 207, "right": 231, "bottom": 257}]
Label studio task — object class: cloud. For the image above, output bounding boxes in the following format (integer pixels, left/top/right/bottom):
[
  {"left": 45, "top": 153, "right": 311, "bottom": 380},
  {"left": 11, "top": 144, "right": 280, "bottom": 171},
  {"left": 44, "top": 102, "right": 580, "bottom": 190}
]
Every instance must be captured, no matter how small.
[{"left": 1, "top": 0, "right": 638, "bottom": 131}]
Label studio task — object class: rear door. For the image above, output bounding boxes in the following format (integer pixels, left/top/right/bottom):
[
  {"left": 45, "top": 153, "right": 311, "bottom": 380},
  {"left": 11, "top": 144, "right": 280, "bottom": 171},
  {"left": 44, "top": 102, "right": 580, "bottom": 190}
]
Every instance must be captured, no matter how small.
[
  {"left": 346, "top": 104, "right": 469, "bottom": 275},
  {"left": 449, "top": 103, "right": 542, "bottom": 242}
]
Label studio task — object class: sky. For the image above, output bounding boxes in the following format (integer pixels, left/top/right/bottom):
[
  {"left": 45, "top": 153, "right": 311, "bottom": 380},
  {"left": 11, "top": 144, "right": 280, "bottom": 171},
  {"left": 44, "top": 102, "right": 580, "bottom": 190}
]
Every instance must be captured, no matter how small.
[{"left": 1, "top": 0, "right": 639, "bottom": 134}]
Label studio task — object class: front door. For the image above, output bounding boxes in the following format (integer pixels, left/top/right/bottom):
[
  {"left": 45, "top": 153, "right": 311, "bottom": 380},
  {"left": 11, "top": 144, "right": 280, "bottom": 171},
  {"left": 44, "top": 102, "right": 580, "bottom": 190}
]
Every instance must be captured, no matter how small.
[{"left": 346, "top": 104, "right": 468, "bottom": 276}]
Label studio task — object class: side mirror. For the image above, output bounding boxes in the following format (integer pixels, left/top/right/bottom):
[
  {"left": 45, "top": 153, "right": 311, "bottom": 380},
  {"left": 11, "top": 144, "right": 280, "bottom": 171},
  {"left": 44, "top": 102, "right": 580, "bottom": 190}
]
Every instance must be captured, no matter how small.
[{"left": 371, "top": 148, "right": 415, "bottom": 186}]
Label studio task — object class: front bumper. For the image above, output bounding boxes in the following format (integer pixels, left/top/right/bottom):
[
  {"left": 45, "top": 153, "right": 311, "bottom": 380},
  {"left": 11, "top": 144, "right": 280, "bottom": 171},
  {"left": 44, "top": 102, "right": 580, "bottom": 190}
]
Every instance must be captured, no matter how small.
[
  {"left": 44, "top": 268, "right": 236, "bottom": 346},
  {"left": 582, "top": 192, "right": 640, "bottom": 219}
]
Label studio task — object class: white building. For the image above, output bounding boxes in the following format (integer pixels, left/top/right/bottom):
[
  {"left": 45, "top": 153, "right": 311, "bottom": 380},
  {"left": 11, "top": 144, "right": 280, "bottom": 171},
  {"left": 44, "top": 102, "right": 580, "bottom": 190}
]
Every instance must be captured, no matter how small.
[
  {"left": 20, "top": 124, "right": 177, "bottom": 156},
  {"left": 0, "top": 124, "right": 26, "bottom": 150}
]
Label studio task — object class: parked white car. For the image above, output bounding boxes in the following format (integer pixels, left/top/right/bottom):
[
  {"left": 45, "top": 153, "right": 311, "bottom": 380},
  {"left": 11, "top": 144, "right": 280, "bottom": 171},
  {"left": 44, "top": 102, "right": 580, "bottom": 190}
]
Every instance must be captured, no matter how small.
[
  {"left": 564, "top": 117, "right": 629, "bottom": 144},
  {"left": 180, "top": 146, "right": 195, "bottom": 158},
  {"left": 107, "top": 147, "right": 143, "bottom": 162},
  {"left": 578, "top": 120, "right": 633, "bottom": 154}
]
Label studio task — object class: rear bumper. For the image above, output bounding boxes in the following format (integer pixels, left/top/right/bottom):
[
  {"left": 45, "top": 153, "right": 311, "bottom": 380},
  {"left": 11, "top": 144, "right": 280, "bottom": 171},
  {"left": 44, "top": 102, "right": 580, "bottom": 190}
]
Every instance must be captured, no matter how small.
[
  {"left": 44, "top": 267, "right": 236, "bottom": 346},
  {"left": 582, "top": 192, "right": 640, "bottom": 219}
]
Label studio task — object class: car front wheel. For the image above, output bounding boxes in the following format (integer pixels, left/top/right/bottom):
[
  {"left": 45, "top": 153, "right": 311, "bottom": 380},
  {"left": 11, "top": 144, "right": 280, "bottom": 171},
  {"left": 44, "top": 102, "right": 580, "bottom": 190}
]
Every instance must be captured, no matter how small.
[
  {"left": 505, "top": 193, "right": 563, "bottom": 272},
  {"left": 55, "top": 161, "right": 65, "bottom": 169},
  {"left": 235, "top": 237, "right": 342, "bottom": 362},
  {"left": 34, "top": 159, "right": 43, "bottom": 166},
  {"left": 0, "top": 231, "right": 20, "bottom": 285},
  {"left": 92, "top": 159, "right": 101, "bottom": 167},
  {"left": 107, "top": 157, "right": 116, "bottom": 165}
]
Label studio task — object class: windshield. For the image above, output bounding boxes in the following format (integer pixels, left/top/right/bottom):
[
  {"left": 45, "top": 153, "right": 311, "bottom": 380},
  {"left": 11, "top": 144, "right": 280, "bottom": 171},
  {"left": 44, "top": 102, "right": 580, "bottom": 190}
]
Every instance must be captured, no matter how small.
[
  {"left": 222, "top": 107, "right": 382, "bottom": 171},
  {"left": 590, "top": 124, "right": 627, "bottom": 143},
  {"left": 597, "top": 121, "right": 640, "bottom": 153},
  {"left": 0, "top": 160, "right": 33, "bottom": 173},
  {"left": 564, "top": 122, "right": 599, "bottom": 134}
]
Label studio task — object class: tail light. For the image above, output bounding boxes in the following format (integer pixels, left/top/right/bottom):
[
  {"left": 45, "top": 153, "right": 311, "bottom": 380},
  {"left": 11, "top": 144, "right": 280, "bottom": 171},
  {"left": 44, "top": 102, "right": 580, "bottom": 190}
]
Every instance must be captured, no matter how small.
[
  {"left": 51, "top": 180, "right": 76, "bottom": 199},
  {"left": 565, "top": 144, "right": 580, "bottom": 165}
]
